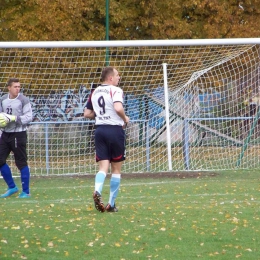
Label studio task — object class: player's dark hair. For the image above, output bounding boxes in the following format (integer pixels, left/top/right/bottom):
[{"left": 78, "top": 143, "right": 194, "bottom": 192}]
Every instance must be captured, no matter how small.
[
  {"left": 7, "top": 78, "right": 20, "bottom": 86},
  {"left": 101, "top": 67, "right": 115, "bottom": 82}
]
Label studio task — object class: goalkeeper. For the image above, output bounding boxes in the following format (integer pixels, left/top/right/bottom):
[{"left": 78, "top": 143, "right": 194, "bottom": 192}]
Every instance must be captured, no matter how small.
[{"left": 0, "top": 78, "right": 33, "bottom": 198}]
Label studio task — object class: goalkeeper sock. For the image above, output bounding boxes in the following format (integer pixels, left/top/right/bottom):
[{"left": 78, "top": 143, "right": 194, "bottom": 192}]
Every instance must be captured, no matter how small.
[
  {"left": 108, "top": 174, "right": 121, "bottom": 207},
  {"left": 20, "top": 166, "right": 30, "bottom": 194},
  {"left": 94, "top": 171, "right": 106, "bottom": 194},
  {"left": 0, "top": 163, "right": 16, "bottom": 189}
]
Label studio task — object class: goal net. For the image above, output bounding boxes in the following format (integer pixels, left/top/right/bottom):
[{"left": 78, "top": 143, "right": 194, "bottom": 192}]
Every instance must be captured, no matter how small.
[{"left": 0, "top": 39, "right": 260, "bottom": 175}]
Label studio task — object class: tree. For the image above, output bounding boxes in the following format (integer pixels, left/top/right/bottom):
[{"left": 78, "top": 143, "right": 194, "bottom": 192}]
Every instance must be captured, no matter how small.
[
  {"left": 0, "top": 0, "right": 106, "bottom": 41},
  {"left": 1, "top": 0, "right": 260, "bottom": 41}
]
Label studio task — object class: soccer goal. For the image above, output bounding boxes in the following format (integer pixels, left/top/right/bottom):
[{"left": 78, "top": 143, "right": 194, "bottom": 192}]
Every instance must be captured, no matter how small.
[{"left": 1, "top": 39, "right": 260, "bottom": 175}]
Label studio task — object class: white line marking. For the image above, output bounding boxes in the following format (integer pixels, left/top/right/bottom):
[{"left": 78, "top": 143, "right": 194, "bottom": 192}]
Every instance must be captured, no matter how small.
[{"left": 2, "top": 193, "right": 260, "bottom": 206}]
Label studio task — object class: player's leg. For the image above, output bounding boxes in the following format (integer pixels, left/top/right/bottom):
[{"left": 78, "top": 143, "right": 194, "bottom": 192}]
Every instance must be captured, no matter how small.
[
  {"left": 19, "top": 166, "right": 30, "bottom": 198},
  {"left": 93, "top": 160, "right": 109, "bottom": 213},
  {"left": 106, "top": 162, "right": 123, "bottom": 212},
  {"left": 12, "top": 131, "right": 31, "bottom": 198},
  {"left": 92, "top": 126, "right": 110, "bottom": 212},
  {"left": 0, "top": 132, "right": 18, "bottom": 198},
  {"left": 106, "top": 126, "right": 126, "bottom": 212},
  {"left": 94, "top": 160, "right": 110, "bottom": 194},
  {"left": 93, "top": 160, "right": 109, "bottom": 212}
]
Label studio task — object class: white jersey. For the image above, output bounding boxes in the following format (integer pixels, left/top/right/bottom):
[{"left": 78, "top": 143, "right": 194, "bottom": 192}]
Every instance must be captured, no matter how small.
[{"left": 89, "top": 84, "right": 124, "bottom": 126}]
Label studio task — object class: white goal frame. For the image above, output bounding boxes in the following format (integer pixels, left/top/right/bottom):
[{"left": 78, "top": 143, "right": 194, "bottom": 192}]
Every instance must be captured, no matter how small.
[{"left": 1, "top": 38, "right": 260, "bottom": 175}]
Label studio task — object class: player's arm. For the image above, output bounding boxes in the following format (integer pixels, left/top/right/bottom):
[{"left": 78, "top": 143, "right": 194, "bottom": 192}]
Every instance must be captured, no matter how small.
[
  {"left": 84, "top": 91, "right": 96, "bottom": 119},
  {"left": 84, "top": 108, "right": 95, "bottom": 119},
  {"left": 114, "top": 102, "right": 129, "bottom": 124},
  {"left": 16, "top": 101, "right": 33, "bottom": 125},
  {"left": 84, "top": 97, "right": 95, "bottom": 119}
]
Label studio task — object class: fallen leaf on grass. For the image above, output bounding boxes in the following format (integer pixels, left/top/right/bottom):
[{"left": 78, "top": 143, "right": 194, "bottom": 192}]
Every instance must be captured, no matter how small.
[
  {"left": 11, "top": 226, "right": 20, "bottom": 230},
  {"left": 28, "top": 209, "right": 33, "bottom": 215},
  {"left": 48, "top": 241, "right": 54, "bottom": 247},
  {"left": 88, "top": 242, "right": 93, "bottom": 247},
  {"left": 232, "top": 217, "right": 239, "bottom": 224},
  {"left": 86, "top": 205, "right": 93, "bottom": 211}
]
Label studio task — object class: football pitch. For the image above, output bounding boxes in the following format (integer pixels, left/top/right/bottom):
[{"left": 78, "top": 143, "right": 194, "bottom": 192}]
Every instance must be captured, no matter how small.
[{"left": 0, "top": 170, "right": 259, "bottom": 260}]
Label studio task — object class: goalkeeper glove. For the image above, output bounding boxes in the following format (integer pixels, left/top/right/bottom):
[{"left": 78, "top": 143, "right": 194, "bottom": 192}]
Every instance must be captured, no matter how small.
[
  {"left": 2, "top": 113, "right": 16, "bottom": 124},
  {"left": 0, "top": 113, "right": 8, "bottom": 127}
]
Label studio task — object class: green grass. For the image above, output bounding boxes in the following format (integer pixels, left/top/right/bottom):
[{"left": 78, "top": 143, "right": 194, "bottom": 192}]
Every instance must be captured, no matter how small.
[{"left": 0, "top": 170, "right": 260, "bottom": 260}]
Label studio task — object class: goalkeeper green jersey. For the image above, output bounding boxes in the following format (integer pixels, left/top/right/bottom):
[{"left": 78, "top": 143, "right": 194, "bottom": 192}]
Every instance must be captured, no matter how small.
[{"left": 0, "top": 93, "right": 33, "bottom": 132}]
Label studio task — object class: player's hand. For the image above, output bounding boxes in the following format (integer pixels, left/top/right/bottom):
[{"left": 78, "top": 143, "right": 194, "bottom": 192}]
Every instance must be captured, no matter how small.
[
  {"left": 0, "top": 113, "right": 8, "bottom": 127},
  {"left": 124, "top": 116, "right": 130, "bottom": 124},
  {"left": 1, "top": 113, "right": 16, "bottom": 124},
  {"left": 123, "top": 116, "right": 130, "bottom": 129}
]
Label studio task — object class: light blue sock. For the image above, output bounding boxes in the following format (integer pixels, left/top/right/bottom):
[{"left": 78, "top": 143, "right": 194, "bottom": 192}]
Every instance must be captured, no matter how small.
[
  {"left": 108, "top": 174, "right": 121, "bottom": 207},
  {"left": 95, "top": 171, "right": 106, "bottom": 194},
  {"left": 0, "top": 163, "right": 16, "bottom": 189},
  {"left": 20, "top": 166, "right": 30, "bottom": 194}
]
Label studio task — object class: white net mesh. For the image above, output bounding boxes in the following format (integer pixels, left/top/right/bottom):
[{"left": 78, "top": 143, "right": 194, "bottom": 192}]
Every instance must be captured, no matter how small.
[{"left": 0, "top": 41, "right": 259, "bottom": 175}]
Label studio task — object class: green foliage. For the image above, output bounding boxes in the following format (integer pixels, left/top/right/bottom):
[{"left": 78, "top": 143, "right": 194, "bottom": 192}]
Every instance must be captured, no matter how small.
[{"left": 1, "top": 0, "right": 260, "bottom": 41}]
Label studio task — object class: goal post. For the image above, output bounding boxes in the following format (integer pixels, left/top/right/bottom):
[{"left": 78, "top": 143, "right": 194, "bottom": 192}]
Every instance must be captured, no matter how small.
[{"left": 1, "top": 38, "right": 260, "bottom": 175}]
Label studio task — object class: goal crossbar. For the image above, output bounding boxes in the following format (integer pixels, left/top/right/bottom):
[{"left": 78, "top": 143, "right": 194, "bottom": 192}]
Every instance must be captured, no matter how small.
[{"left": 1, "top": 38, "right": 260, "bottom": 48}]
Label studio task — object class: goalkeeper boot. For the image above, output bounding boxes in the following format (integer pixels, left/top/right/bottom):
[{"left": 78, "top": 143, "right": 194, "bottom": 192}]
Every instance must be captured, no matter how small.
[
  {"left": 93, "top": 191, "right": 105, "bottom": 213},
  {"left": 0, "top": 186, "right": 19, "bottom": 198},
  {"left": 18, "top": 192, "right": 31, "bottom": 198},
  {"left": 105, "top": 203, "right": 118, "bottom": 213}
]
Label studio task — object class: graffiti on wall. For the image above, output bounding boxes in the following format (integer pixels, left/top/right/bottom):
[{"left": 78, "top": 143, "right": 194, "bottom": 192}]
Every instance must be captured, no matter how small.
[{"left": 30, "top": 85, "right": 91, "bottom": 122}]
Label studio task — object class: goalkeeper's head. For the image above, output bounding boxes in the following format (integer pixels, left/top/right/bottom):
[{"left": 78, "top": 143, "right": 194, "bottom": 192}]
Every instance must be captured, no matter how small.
[{"left": 7, "top": 78, "right": 21, "bottom": 99}]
